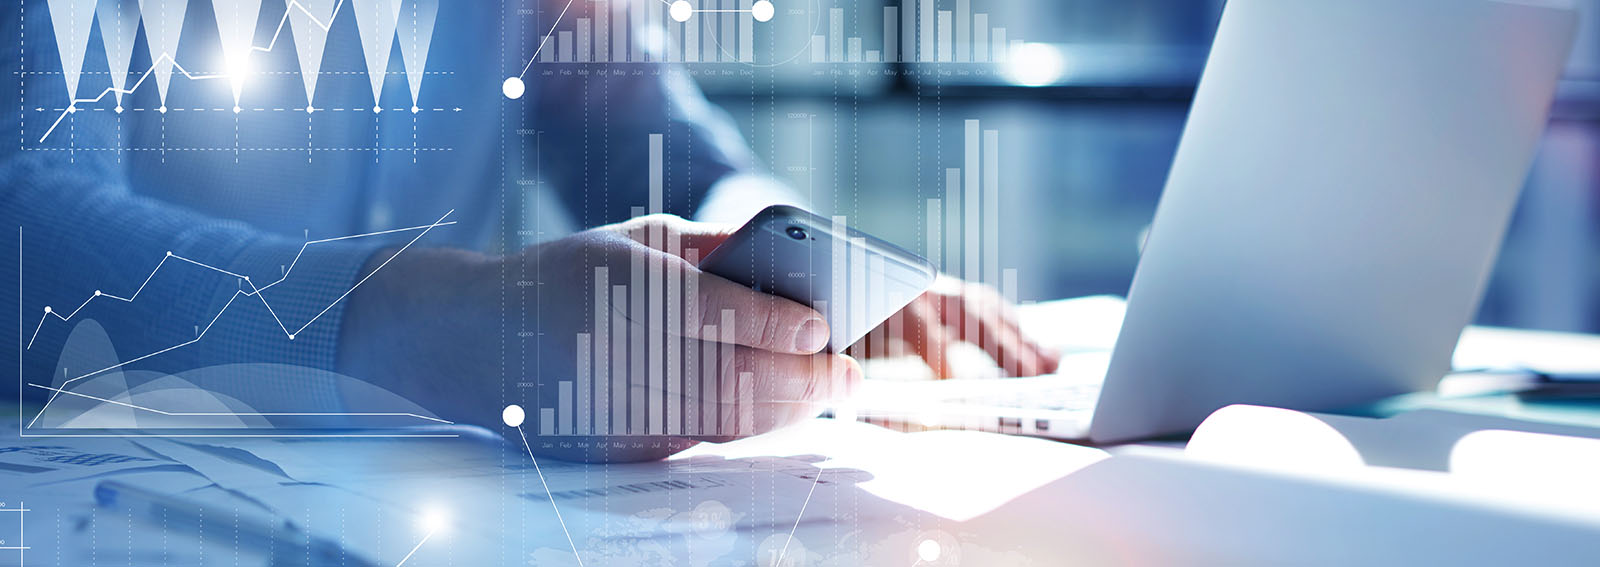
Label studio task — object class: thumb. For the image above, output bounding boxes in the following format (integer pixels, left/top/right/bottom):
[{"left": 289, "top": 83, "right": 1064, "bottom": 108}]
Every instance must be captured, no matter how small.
[{"left": 611, "top": 214, "right": 736, "bottom": 261}]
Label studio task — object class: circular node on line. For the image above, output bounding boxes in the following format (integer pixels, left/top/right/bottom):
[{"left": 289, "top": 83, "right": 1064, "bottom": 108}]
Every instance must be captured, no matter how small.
[
  {"left": 503, "top": 404, "right": 526, "bottom": 427},
  {"left": 670, "top": 0, "right": 694, "bottom": 22},
  {"left": 502, "top": 76, "right": 526, "bottom": 100}
]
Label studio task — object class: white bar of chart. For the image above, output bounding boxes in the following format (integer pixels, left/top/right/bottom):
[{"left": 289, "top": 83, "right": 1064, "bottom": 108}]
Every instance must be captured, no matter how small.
[
  {"left": 532, "top": 124, "right": 1030, "bottom": 436},
  {"left": 809, "top": 0, "right": 1019, "bottom": 64},
  {"left": 630, "top": 205, "right": 646, "bottom": 435},
  {"left": 532, "top": 0, "right": 764, "bottom": 64},
  {"left": 538, "top": 134, "right": 750, "bottom": 437},
  {"left": 916, "top": 120, "right": 1025, "bottom": 374}
]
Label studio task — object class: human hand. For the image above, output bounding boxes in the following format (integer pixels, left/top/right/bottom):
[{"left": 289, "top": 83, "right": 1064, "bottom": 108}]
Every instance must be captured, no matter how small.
[
  {"left": 847, "top": 276, "right": 1060, "bottom": 379},
  {"left": 337, "top": 214, "right": 861, "bottom": 462}
]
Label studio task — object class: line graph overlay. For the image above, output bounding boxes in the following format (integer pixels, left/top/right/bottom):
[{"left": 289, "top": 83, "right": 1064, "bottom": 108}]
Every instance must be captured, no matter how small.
[
  {"left": 512, "top": 416, "right": 588, "bottom": 567},
  {"left": 501, "top": 0, "right": 774, "bottom": 98},
  {"left": 392, "top": 526, "right": 439, "bottom": 567},
  {"left": 506, "top": 402, "right": 841, "bottom": 566},
  {"left": 515, "top": 0, "right": 578, "bottom": 80},
  {"left": 25, "top": 383, "right": 453, "bottom": 424},
  {"left": 23, "top": 211, "right": 456, "bottom": 430},
  {"left": 776, "top": 466, "right": 823, "bottom": 565},
  {"left": 37, "top": 0, "right": 443, "bottom": 142}
]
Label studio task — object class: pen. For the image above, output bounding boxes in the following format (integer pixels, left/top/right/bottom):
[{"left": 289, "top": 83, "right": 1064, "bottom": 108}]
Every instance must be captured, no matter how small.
[{"left": 95, "top": 480, "right": 376, "bottom": 567}]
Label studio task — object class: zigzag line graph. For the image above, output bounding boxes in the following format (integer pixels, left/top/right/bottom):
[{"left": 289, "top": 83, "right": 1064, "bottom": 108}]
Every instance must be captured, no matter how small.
[
  {"left": 39, "top": 0, "right": 440, "bottom": 142},
  {"left": 23, "top": 209, "right": 456, "bottom": 429}
]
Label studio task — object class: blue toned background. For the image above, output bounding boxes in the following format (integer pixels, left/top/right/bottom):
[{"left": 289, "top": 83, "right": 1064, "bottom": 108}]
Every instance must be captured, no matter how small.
[{"left": 702, "top": 0, "right": 1600, "bottom": 333}]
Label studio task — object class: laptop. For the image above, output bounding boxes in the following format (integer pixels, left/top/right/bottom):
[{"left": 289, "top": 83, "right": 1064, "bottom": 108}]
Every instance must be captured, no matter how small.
[{"left": 853, "top": 0, "right": 1578, "bottom": 444}]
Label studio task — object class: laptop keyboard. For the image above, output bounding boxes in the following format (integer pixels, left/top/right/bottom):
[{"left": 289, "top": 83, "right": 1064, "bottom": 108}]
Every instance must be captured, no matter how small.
[{"left": 950, "top": 381, "right": 1101, "bottom": 413}]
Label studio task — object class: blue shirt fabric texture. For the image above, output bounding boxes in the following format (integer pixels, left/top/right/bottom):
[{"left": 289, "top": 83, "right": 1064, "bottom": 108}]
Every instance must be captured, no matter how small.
[{"left": 1, "top": 0, "right": 759, "bottom": 407}]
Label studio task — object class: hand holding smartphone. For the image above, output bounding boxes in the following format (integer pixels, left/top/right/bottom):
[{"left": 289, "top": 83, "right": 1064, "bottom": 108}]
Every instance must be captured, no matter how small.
[{"left": 699, "top": 205, "right": 937, "bottom": 352}]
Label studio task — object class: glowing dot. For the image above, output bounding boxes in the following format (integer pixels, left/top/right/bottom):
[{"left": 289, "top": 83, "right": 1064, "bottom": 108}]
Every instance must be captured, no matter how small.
[
  {"left": 501, "top": 77, "right": 525, "bottom": 99},
  {"left": 502, "top": 404, "right": 525, "bottom": 427},
  {"left": 1004, "top": 42, "right": 1067, "bottom": 87},
  {"left": 752, "top": 0, "right": 774, "bottom": 22},
  {"left": 158, "top": 105, "right": 167, "bottom": 114},
  {"left": 288, "top": 334, "right": 296, "bottom": 340},
  {"left": 410, "top": 106, "right": 420, "bottom": 114},
  {"left": 114, "top": 106, "right": 123, "bottom": 113},
  {"left": 306, "top": 106, "right": 316, "bottom": 114},
  {"left": 917, "top": 539, "right": 942, "bottom": 562},
  {"left": 165, "top": 251, "right": 173, "bottom": 256},
  {"left": 373, "top": 105, "right": 383, "bottom": 113},
  {"left": 670, "top": 0, "right": 693, "bottom": 22},
  {"left": 94, "top": 290, "right": 101, "bottom": 296},
  {"left": 66, "top": 105, "right": 76, "bottom": 114},
  {"left": 232, "top": 105, "right": 242, "bottom": 114},
  {"left": 43, "top": 306, "right": 51, "bottom": 313},
  {"left": 419, "top": 509, "right": 449, "bottom": 533}
]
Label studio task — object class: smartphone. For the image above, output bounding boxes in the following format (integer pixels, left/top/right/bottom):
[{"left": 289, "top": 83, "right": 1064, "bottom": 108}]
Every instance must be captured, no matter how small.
[{"left": 698, "top": 205, "right": 938, "bottom": 352}]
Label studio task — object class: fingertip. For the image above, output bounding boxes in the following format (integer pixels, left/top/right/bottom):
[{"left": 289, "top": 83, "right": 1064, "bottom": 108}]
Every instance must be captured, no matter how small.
[
  {"left": 837, "top": 354, "right": 864, "bottom": 396},
  {"left": 791, "top": 316, "right": 830, "bottom": 353},
  {"left": 1039, "top": 345, "right": 1063, "bottom": 369}
]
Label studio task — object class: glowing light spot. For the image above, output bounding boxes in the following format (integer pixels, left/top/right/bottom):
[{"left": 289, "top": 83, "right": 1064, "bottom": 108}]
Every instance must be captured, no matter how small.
[
  {"left": 1004, "top": 43, "right": 1066, "bottom": 87},
  {"left": 419, "top": 507, "right": 450, "bottom": 534}
]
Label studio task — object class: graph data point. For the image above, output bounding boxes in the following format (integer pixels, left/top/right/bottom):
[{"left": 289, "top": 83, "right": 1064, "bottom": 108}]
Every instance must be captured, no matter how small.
[
  {"left": 501, "top": 77, "right": 525, "bottom": 100},
  {"left": 306, "top": 106, "right": 316, "bottom": 114},
  {"left": 94, "top": 290, "right": 101, "bottom": 296},
  {"left": 917, "top": 539, "right": 942, "bottom": 562},
  {"left": 44, "top": 306, "right": 51, "bottom": 313},
  {"left": 502, "top": 404, "right": 525, "bottom": 427},
  {"left": 373, "top": 105, "right": 383, "bottom": 113},
  {"left": 66, "top": 105, "right": 76, "bottom": 114},
  {"left": 670, "top": 0, "right": 693, "bottom": 22},
  {"left": 158, "top": 105, "right": 167, "bottom": 114},
  {"left": 411, "top": 106, "right": 420, "bottom": 114},
  {"left": 233, "top": 105, "right": 242, "bottom": 114},
  {"left": 752, "top": 0, "right": 774, "bottom": 22},
  {"left": 114, "top": 106, "right": 123, "bottom": 114},
  {"left": 288, "top": 334, "right": 296, "bottom": 340}
]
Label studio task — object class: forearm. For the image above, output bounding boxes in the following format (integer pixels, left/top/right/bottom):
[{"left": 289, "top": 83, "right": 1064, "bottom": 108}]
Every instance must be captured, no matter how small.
[
  {"left": 2, "top": 153, "right": 380, "bottom": 407},
  {"left": 335, "top": 245, "right": 497, "bottom": 426}
]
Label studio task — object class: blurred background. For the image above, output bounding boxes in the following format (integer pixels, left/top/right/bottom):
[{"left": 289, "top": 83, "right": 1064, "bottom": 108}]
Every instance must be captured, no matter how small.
[{"left": 698, "top": 0, "right": 1600, "bottom": 333}]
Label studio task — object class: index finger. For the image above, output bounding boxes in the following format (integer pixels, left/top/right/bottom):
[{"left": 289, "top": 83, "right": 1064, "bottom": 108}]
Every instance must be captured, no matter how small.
[{"left": 683, "top": 266, "right": 831, "bottom": 355}]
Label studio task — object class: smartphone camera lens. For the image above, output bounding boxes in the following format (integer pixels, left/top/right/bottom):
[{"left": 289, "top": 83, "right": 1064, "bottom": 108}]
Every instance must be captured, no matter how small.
[{"left": 785, "top": 226, "right": 808, "bottom": 240}]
